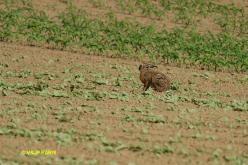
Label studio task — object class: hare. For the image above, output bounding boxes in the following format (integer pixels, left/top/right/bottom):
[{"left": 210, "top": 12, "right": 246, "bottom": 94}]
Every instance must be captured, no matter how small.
[{"left": 139, "top": 63, "right": 171, "bottom": 92}]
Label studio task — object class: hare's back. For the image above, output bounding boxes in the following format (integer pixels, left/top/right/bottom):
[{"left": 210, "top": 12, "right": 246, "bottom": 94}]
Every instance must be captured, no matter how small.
[{"left": 151, "top": 73, "right": 170, "bottom": 92}]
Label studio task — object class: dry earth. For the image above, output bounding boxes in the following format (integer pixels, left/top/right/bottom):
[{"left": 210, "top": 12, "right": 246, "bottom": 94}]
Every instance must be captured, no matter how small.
[
  {"left": 0, "top": 42, "right": 247, "bottom": 165},
  {"left": 0, "top": 0, "right": 248, "bottom": 164}
]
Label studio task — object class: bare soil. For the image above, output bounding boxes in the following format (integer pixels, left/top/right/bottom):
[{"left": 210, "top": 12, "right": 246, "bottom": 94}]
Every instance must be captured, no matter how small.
[
  {"left": 0, "top": 42, "right": 247, "bottom": 165},
  {"left": 0, "top": 0, "right": 248, "bottom": 164}
]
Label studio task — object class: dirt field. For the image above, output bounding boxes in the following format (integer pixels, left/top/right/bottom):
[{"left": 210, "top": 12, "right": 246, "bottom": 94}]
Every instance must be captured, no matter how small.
[
  {"left": 0, "top": 42, "right": 247, "bottom": 165},
  {"left": 0, "top": 0, "right": 248, "bottom": 164}
]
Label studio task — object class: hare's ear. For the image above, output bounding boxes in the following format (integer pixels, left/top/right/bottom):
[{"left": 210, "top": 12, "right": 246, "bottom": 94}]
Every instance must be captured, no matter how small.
[
  {"left": 149, "top": 64, "right": 157, "bottom": 68},
  {"left": 139, "top": 64, "right": 142, "bottom": 70}
]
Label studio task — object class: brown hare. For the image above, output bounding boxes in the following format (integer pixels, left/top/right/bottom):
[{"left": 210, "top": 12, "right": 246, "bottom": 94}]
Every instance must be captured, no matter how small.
[{"left": 139, "top": 63, "right": 171, "bottom": 92}]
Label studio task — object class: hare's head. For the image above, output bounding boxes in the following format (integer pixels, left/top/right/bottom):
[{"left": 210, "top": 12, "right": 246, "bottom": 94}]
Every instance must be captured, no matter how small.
[{"left": 139, "top": 63, "right": 157, "bottom": 71}]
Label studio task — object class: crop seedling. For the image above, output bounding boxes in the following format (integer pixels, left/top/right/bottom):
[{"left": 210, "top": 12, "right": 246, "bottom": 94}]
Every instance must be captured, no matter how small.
[
  {"left": 153, "top": 145, "right": 174, "bottom": 155},
  {"left": 0, "top": 1, "right": 248, "bottom": 165},
  {"left": 0, "top": 2, "right": 248, "bottom": 71}
]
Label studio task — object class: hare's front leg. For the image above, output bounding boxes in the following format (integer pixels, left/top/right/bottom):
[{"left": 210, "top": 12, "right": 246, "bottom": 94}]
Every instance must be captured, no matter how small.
[{"left": 143, "top": 81, "right": 151, "bottom": 91}]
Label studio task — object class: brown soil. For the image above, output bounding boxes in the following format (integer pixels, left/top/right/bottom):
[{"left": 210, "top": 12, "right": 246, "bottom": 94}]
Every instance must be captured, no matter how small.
[
  {"left": 30, "top": 0, "right": 224, "bottom": 33},
  {"left": 0, "top": 0, "right": 248, "bottom": 164},
  {"left": 0, "top": 42, "right": 247, "bottom": 165}
]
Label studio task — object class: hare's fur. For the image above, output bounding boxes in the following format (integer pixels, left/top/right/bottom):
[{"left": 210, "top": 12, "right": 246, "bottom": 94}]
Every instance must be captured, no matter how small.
[{"left": 139, "top": 63, "right": 171, "bottom": 92}]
